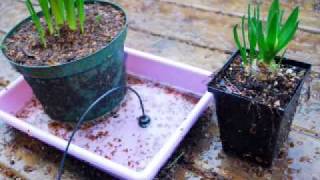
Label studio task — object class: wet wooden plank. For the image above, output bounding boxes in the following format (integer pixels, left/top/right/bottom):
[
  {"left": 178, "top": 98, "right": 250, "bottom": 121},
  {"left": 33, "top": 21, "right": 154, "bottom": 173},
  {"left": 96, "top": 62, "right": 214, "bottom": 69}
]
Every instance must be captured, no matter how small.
[
  {"left": 0, "top": 32, "right": 20, "bottom": 86},
  {"left": 160, "top": 0, "right": 320, "bottom": 31},
  {"left": 0, "top": 1, "right": 40, "bottom": 33},
  {"left": 0, "top": 1, "right": 319, "bottom": 179},
  {"left": 113, "top": 0, "right": 320, "bottom": 66},
  {"left": 294, "top": 72, "right": 320, "bottom": 134},
  {"left": 127, "top": 30, "right": 229, "bottom": 72},
  {"left": 0, "top": 162, "right": 26, "bottom": 180},
  {"left": 16, "top": 0, "right": 39, "bottom": 5},
  {"left": 314, "top": 66, "right": 320, "bottom": 74},
  {"left": 2, "top": 0, "right": 319, "bottom": 67},
  {"left": 0, "top": 56, "right": 19, "bottom": 84},
  {"left": 175, "top": 110, "right": 320, "bottom": 180},
  {"left": 0, "top": 124, "right": 107, "bottom": 180}
]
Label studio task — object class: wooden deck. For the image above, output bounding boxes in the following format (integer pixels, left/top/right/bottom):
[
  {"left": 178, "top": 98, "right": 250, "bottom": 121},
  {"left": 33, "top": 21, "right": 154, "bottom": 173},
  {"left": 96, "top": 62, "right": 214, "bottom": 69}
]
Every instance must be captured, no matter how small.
[{"left": 0, "top": 0, "right": 319, "bottom": 179}]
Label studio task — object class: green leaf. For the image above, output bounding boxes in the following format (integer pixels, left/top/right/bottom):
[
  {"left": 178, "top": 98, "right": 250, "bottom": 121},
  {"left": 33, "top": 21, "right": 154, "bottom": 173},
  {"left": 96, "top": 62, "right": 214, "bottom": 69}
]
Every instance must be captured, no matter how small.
[
  {"left": 251, "top": 6, "right": 257, "bottom": 28},
  {"left": 77, "top": 0, "right": 85, "bottom": 33},
  {"left": 279, "top": 9, "right": 284, "bottom": 25},
  {"left": 267, "top": 0, "right": 280, "bottom": 34},
  {"left": 251, "top": 4, "right": 260, "bottom": 31},
  {"left": 248, "top": 4, "right": 251, "bottom": 21},
  {"left": 239, "top": 48, "right": 248, "bottom": 65},
  {"left": 256, "top": 21, "right": 267, "bottom": 62},
  {"left": 38, "top": 0, "right": 54, "bottom": 34},
  {"left": 233, "top": 25, "right": 241, "bottom": 49},
  {"left": 277, "top": 21, "right": 299, "bottom": 52},
  {"left": 248, "top": 4, "right": 258, "bottom": 60},
  {"left": 50, "top": 0, "right": 65, "bottom": 28},
  {"left": 277, "top": 7, "right": 299, "bottom": 51},
  {"left": 26, "top": 0, "right": 46, "bottom": 47},
  {"left": 266, "top": 12, "right": 279, "bottom": 52},
  {"left": 233, "top": 25, "right": 247, "bottom": 65},
  {"left": 241, "top": 16, "right": 247, "bottom": 50},
  {"left": 267, "top": 0, "right": 280, "bottom": 21},
  {"left": 231, "top": 0, "right": 299, "bottom": 67},
  {"left": 253, "top": 5, "right": 256, "bottom": 19},
  {"left": 257, "top": 4, "right": 260, "bottom": 21},
  {"left": 248, "top": 19, "right": 257, "bottom": 59},
  {"left": 64, "top": 0, "right": 77, "bottom": 31}
]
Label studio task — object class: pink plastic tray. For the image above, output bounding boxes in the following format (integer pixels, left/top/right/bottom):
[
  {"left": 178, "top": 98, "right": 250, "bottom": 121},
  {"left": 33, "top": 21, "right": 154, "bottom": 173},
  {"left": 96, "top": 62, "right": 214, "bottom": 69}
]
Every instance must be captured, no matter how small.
[{"left": 0, "top": 48, "right": 212, "bottom": 180}]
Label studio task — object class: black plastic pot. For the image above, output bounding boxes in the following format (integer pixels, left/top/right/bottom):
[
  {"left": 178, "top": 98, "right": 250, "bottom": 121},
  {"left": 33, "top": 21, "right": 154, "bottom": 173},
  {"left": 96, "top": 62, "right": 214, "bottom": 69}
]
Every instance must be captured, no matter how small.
[
  {"left": 1, "top": 1, "right": 128, "bottom": 122},
  {"left": 208, "top": 50, "right": 312, "bottom": 167}
]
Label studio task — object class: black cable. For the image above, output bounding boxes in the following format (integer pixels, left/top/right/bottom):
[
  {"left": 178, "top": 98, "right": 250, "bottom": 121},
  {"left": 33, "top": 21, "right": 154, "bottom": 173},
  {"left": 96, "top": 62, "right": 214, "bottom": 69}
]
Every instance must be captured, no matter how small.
[{"left": 56, "top": 86, "right": 150, "bottom": 180}]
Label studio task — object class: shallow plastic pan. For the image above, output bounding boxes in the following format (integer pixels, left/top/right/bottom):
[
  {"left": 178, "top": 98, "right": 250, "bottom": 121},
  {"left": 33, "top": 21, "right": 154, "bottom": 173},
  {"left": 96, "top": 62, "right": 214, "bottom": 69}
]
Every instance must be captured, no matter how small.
[{"left": 0, "top": 48, "right": 212, "bottom": 180}]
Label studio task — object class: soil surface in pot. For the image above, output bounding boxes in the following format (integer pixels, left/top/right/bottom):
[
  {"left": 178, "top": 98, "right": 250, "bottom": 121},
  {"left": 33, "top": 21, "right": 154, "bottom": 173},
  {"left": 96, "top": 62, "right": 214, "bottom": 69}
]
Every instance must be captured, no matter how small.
[
  {"left": 4, "top": 3, "right": 125, "bottom": 66},
  {"left": 209, "top": 56, "right": 307, "bottom": 108}
]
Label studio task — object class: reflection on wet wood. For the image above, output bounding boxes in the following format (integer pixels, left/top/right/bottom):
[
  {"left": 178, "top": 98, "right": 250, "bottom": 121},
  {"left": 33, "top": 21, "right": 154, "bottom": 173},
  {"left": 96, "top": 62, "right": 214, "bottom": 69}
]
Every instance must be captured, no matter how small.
[
  {"left": 160, "top": 0, "right": 320, "bottom": 31},
  {"left": 163, "top": 108, "right": 320, "bottom": 179},
  {"left": 112, "top": 0, "right": 320, "bottom": 65},
  {"left": 0, "top": 0, "right": 319, "bottom": 179}
]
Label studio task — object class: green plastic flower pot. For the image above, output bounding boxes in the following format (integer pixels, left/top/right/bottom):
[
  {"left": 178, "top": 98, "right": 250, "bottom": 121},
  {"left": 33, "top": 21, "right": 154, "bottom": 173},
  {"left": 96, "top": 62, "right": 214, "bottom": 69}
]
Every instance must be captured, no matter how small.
[{"left": 1, "top": 1, "right": 128, "bottom": 122}]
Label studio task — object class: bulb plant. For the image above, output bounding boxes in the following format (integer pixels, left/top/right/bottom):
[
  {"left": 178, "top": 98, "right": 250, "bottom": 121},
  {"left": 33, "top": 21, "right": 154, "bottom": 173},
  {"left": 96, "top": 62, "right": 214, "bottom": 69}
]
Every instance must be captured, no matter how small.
[
  {"left": 25, "top": 0, "right": 86, "bottom": 47},
  {"left": 233, "top": 0, "right": 300, "bottom": 73},
  {"left": 207, "top": 0, "right": 311, "bottom": 167},
  {"left": 2, "top": 0, "right": 129, "bottom": 125}
]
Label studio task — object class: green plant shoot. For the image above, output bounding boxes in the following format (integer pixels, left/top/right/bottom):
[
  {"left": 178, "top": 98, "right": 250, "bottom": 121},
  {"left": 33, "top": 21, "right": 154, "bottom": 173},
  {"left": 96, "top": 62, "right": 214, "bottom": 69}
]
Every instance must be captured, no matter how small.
[
  {"left": 64, "top": 0, "right": 77, "bottom": 31},
  {"left": 26, "top": 0, "right": 47, "bottom": 47},
  {"left": 257, "top": 0, "right": 299, "bottom": 65},
  {"left": 247, "top": 4, "right": 259, "bottom": 62},
  {"left": 25, "top": 0, "right": 88, "bottom": 47},
  {"left": 233, "top": 3, "right": 261, "bottom": 67},
  {"left": 233, "top": 0, "right": 300, "bottom": 69},
  {"left": 233, "top": 24, "right": 247, "bottom": 65},
  {"left": 39, "top": 0, "right": 54, "bottom": 34},
  {"left": 50, "top": 0, "right": 65, "bottom": 28},
  {"left": 77, "top": 0, "right": 85, "bottom": 33}
]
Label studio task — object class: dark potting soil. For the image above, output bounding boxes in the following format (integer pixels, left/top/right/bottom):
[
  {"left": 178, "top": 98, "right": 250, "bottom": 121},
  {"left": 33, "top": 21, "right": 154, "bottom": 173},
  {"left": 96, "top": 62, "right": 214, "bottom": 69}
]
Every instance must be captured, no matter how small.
[
  {"left": 209, "top": 55, "right": 306, "bottom": 109},
  {"left": 4, "top": 4, "right": 125, "bottom": 66}
]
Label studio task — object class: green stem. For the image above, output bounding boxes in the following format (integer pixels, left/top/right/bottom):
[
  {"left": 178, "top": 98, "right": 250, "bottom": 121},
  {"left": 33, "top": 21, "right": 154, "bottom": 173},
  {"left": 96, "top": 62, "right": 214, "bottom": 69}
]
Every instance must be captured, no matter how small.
[
  {"left": 64, "top": 0, "right": 77, "bottom": 31},
  {"left": 26, "top": 0, "right": 47, "bottom": 47},
  {"left": 50, "top": 0, "right": 65, "bottom": 30},
  {"left": 38, "top": 0, "right": 54, "bottom": 34},
  {"left": 77, "top": 0, "right": 85, "bottom": 33}
]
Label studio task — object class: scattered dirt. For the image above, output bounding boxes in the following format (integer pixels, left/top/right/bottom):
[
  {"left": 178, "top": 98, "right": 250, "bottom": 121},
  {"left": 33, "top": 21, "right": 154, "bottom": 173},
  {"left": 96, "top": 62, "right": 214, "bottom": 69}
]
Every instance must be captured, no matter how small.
[
  {"left": 289, "top": 142, "right": 295, "bottom": 148},
  {"left": 0, "top": 77, "right": 9, "bottom": 87},
  {"left": 4, "top": 3, "right": 126, "bottom": 66},
  {"left": 210, "top": 56, "right": 307, "bottom": 108},
  {"left": 0, "top": 163, "right": 26, "bottom": 180},
  {"left": 7, "top": 129, "right": 114, "bottom": 179},
  {"left": 23, "top": 165, "right": 35, "bottom": 173},
  {"left": 299, "top": 156, "right": 312, "bottom": 163}
]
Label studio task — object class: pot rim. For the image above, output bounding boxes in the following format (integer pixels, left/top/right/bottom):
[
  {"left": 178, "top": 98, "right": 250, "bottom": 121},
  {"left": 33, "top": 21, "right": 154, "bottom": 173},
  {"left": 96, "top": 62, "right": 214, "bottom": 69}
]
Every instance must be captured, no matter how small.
[{"left": 0, "top": 0, "right": 128, "bottom": 70}]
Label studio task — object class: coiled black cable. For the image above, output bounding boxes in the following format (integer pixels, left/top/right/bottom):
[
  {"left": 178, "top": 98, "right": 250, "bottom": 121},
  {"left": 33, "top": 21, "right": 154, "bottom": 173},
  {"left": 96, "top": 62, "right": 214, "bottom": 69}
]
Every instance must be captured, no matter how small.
[{"left": 56, "top": 86, "right": 151, "bottom": 180}]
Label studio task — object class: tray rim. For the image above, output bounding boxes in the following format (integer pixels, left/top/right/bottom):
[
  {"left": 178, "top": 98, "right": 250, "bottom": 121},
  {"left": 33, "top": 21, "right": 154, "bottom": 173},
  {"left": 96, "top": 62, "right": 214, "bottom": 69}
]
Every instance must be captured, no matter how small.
[{"left": 0, "top": 47, "right": 213, "bottom": 180}]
